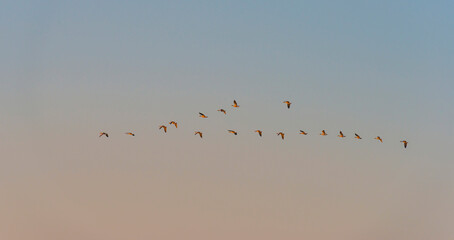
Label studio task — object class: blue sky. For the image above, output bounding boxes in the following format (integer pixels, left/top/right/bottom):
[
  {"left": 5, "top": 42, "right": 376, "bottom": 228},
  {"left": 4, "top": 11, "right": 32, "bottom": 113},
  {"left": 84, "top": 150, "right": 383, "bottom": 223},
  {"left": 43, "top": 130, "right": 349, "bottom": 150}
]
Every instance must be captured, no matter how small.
[{"left": 1, "top": 1, "right": 453, "bottom": 239}]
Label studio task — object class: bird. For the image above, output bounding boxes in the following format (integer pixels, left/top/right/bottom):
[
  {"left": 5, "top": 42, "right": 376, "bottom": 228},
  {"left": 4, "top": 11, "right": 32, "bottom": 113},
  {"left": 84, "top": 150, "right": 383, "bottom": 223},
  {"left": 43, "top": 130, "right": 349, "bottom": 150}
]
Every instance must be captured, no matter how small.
[
  {"left": 320, "top": 130, "right": 327, "bottom": 136},
  {"left": 99, "top": 132, "right": 109, "bottom": 137},
  {"left": 227, "top": 130, "right": 238, "bottom": 135},
  {"left": 159, "top": 125, "right": 167, "bottom": 133},
  {"left": 125, "top": 132, "right": 135, "bottom": 136},
  {"left": 195, "top": 131, "right": 203, "bottom": 138},
  {"left": 283, "top": 101, "right": 291, "bottom": 109},
  {"left": 169, "top": 121, "right": 178, "bottom": 128},
  {"left": 354, "top": 133, "right": 362, "bottom": 139},
  {"left": 255, "top": 130, "right": 263, "bottom": 137},
  {"left": 299, "top": 130, "right": 308, "bottom": 135},
  {"left": 375, "top": 136, "right": 383, "bottom": 143},
  {"left": 232, "top": 100, "right": 239, "bottom": 108},
  {"left": 199, "top": 112, "right": 208, "bottom": 118},
  {"left": 277, "top": 132, "right": 285, "bottom": 140},
  {"left": 338, "top": 131, "right": 346, "bottom": 138},
  {"left": 217, "top": 109, "right": 227, "bottom": 115},
  {"left": 400, "top": 140, "right": 408, "bottom": 148}
]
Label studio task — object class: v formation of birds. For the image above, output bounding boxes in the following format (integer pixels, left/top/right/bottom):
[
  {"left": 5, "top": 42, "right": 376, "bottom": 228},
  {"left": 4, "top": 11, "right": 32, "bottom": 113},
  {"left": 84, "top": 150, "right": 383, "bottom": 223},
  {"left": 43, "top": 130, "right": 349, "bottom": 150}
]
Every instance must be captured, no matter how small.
[{"left": 99, "top": 100, "right": 409, "bottom": 149}]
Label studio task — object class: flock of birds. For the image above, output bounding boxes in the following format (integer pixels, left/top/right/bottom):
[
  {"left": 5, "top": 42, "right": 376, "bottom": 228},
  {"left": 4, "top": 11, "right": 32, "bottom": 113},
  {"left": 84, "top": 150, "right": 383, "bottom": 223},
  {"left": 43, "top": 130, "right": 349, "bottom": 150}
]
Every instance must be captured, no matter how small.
[{"left": 99, "top": 100, "right": 409, "bottom": 149}]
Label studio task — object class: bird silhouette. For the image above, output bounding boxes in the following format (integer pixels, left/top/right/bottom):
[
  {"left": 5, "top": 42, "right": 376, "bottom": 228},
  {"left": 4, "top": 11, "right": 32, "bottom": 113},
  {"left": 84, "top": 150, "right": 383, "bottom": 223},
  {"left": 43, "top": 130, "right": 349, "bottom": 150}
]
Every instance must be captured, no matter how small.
[
  {"left": 400, "top": 140, "right": 408, "bottom": 148},
  {"left": 217, "top": 109, "right": 227, "bottom": 115},
  {"left": 277, "top": 132, "right": 285, "bottom": 140},
  {"left": 299, "top": 130, "right": 308, "bottom": 135},
  {"left": 354, "top": 133, "right": 362, "bottom": 139},
  {"left": 195, "top": 131, "right": 203, "bottom": 138},
  {"left": 227, "top": 130, "right": 238, "bottom": 135},
  {"left": 320, "top": 130, "right": 327, "bottom": 136},
  {"left": 199, "top": 112, "right": 208, "bottom": 118},
  {"left": 125, "top": 132, "right": 135, "bottom": 136},
  {"left": 99, "top": 132, "right": 109, "bottom": 137},
  {"left": 159, "top": 125, "right": 167, "bottom": 133},
  {"left": 338, "top": 131, "right": 346, "bottom": 138},
  {"left": 169, "top": 121, "right": 178, "bottom": 128},
  {"left": 375, "top": 136, "right": 383, "bottom": 143},
  {"left": 255, "top": 130, "right": 263, "bottom": 137},
  {"left": 232, "top": 100, "right": 239, "bottom": 108},
  {"left": 283, "top": 101, "right": 291, "bottom": 109}
]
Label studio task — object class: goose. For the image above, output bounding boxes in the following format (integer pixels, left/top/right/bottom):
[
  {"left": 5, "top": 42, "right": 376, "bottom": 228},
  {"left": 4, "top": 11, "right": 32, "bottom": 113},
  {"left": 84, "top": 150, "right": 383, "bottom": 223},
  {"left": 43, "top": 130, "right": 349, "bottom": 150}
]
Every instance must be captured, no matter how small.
[
  {"left": 99, "top": 132, "right": 109, "bottom": 137},
  {"left": 195, "top": 131, "right": 203, "bottom": 138},
  {"left": 338, "top": 131, "right": 346, "bottom": 138},
  {"left": 227, "top": 130, "right": 238, "bottom": 135},
  {"left": 169, "top": 121, "right": 178, "bottom": 128},
  {"left": 217, "top": 109, "right": 227, "bottom": 115},
  {"left": 232, "top": 100, "right": 239, "bottom": 108},
  {"left": 375, "top": 136, "right": 383, "bottom": 143},
  {"left": 400, "top": 140, "right": 408, "bottom": 148},
  {"left": 255, "top": 130, "right": 263, "bottom": 137},
  {"left": 199, "top": 112, "right": 208, "bottom": 118},
  {"left": 159, "top": 125, "right": 167, "bottom": 133},
  {"left": 283, "top": 101, "right": 291, "bottom": 109},
  {"left": 277, "top": 132, "right": 285, "bottom": 140},
  {"left": 299, "top": 130, "right": 308, "bottom": 135},
  {"left": 320, "top": 130, "right": 327, "bottom": 136},
  {"left": 354, "top": 133, "right": 362, "bottom": 139},
  {"left": 125, "top": 132, "right": 135, "bottom": 136}
]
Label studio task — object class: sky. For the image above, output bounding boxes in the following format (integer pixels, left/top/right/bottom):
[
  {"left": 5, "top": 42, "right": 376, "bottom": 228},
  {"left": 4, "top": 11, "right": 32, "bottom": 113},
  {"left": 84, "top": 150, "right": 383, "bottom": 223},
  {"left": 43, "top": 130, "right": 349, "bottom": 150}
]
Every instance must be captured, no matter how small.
[{"left": 1, "top": 0, "right": 453, "bottom": 239}]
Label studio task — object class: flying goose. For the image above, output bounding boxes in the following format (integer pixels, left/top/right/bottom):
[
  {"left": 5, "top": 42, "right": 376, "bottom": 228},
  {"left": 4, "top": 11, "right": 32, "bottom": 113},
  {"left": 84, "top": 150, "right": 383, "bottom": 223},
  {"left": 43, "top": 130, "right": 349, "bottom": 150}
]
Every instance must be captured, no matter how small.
[
  {"left": 320, "top": 130, "right": 327, "bottom": 136},
  {"left": 283, "top": 101, "right": 291, "bottom": 109},
  {"left": 299, "top": 130, "right": 308, "bottom": 135},
  {"left": 217, "top": 109, "right": 227, "bottom": 115},
  {"left": 255, "top": 130, "right": 263, "bottom": 137},
  {"left": 125, "top": 132, "right": 135, "bottom": 136},
  {"left": 338, "top": 131, "right": 346, "bottom": 138},
  {"left": 277, "top": 132, "right": 285, "bottom": 140},
  {"left": 195, "top": 131, "right": 203, "bottom": 138},
  {"left": 199, "top": 112, "right": 208, "bottom": 118},
  {"left": 232, "top": 100, "right": 239, "bottom": 108},
  {"left": 227, "top": 130, "right": 238, "bottom": 135},
  {"left": 354, "top": 133, "right": 362, "bottom": 139},
  {"left": 99, "top": 132, "right": 109, "bottom": 137},
  {"left": 400, "top": 140, "right": 408, "bottom": 148},
  {"left": 159, "top": 125, "right": 167, "bottom": 133},
  {"left": 169, "top": 121, "right": 178, "bottom": 128},
  {"left": 375, "top": 136, "right": 383, "bottom": 143}
]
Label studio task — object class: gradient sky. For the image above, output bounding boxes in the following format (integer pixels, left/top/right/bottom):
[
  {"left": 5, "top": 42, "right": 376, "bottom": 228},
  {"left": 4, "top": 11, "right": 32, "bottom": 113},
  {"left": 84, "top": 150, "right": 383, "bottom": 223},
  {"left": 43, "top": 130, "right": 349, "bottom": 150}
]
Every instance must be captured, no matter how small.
[{"left": 1, "top": 1, "right": 454, "bottom": 239}]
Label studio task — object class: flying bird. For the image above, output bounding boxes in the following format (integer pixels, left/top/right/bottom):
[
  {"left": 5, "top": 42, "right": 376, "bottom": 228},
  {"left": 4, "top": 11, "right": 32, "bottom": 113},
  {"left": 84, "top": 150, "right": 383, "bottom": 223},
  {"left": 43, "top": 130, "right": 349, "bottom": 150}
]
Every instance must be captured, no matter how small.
[
  {"left": 159, "top": 125, "right": 167, "bottom": 133},
  {"left": 169, "top": 121, "right": 178, "bottom": 128},
  {"left": 400, "top": 140, "right": 408, "bottom": 148},
  {"left": 195, "top": 131, "right": 203, "bottom": 138},
  {"left": 299, "top": 130, "right": 308, "bottom": 135},
  {"left": 283, "top": 101, "right": 291, "bottom": 109},
  {"left": 320, "top": 130, "right": 327, "bottom": 136},
  {"left": 255, "top": 130, "right": 263, "bottom": 137},
  {"left": 217, "top": 109, "right": 227, "bottom": 115},
  {"left": 199, "top": 112, "right": 208, "bottom": 118},
  {"left": 227, "top": 130, "right": 238, "bottom": 135},
  {"left": 232, "top": 100, "right": 239, "bottom": 108},
  {"left": 277, "top": 132, "right": 285, "bottom": 140},
  {"left": 125, "top": 132, "right": 135, "bottom": 136},
  {"left": 338, "top": 131, "right": 346, "bottom": 138},
  {"left": 99, "top": 132, "right": 109, "bottom": 137},
  {"left": 375, "top": 136, "right": 383, "bottom": 143},
  {"left": 354, "top": 133, "right": 362, "bottom": 139}
]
